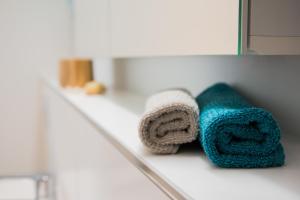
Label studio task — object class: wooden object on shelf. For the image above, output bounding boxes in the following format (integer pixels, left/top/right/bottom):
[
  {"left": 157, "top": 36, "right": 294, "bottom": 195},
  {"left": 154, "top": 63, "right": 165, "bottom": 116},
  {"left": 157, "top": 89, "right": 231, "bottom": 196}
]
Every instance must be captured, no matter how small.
[{"left": 59, "top": 59, "right": 93, "bottom": 88}]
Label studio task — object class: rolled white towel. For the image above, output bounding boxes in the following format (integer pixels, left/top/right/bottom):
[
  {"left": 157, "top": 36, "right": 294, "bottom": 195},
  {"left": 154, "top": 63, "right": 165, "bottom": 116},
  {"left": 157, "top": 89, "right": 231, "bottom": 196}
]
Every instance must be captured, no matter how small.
[{"left": 139, "top": 89, "right": 199, "bottom": 154}]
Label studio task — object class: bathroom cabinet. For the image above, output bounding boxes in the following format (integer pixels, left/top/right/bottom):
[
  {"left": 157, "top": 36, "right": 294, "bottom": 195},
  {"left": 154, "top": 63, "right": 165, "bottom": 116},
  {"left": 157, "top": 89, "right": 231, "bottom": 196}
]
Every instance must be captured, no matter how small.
[
  {"left": 248, "top": 0, "right": 300, "bottom": 54},
  {"left": 73, "top": 0, "right": 110, "bottom": 57},
  {"left": 110, "top": 0, "right": 240, "bottom": 56},
  {"left": 43, "top": 80, "right": 300, "bottom": 200},
  {"left": 73, "top": 0, "right": 300, "bottom": 56},
  {"left": 43, "top": 83, "right": 168, "bottom": 200}
]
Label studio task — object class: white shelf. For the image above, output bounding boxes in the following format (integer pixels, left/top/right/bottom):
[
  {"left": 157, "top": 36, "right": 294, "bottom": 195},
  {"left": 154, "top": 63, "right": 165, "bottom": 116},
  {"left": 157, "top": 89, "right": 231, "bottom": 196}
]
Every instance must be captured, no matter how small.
[{"left": 45, "top": 80, "right": 300, "bottom": 200}]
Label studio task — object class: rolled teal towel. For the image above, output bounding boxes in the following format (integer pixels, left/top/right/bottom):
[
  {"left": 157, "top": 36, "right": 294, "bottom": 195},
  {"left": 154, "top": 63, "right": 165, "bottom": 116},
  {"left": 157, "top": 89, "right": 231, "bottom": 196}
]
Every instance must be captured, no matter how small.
[{"left": 196, "top": 83, "right": 285, "bottom": 168}]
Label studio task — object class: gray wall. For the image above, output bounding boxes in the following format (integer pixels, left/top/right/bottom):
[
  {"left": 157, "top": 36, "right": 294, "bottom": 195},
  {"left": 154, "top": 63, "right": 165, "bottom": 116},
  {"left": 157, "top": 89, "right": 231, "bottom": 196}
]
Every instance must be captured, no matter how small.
[{"left": 113, "top": 56, "right": 300, "bottom": 139}]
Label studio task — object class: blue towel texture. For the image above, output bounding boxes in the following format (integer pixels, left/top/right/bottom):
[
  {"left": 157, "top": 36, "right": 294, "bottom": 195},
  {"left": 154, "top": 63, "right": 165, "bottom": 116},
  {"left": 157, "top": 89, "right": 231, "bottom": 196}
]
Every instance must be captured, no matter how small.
[{"left": 196, "top": 83, "right": 285, "bottom": 168}]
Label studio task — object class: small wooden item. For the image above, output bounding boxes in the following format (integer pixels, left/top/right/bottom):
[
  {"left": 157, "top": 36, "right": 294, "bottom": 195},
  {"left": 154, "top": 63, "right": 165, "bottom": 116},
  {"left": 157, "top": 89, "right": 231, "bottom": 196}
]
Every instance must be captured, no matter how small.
[
  {"left": 59, "top": 58, "right": 93, "bottom": 88},
  {"left": 84, "top": 81, "right": 106, "bottom": 95}
]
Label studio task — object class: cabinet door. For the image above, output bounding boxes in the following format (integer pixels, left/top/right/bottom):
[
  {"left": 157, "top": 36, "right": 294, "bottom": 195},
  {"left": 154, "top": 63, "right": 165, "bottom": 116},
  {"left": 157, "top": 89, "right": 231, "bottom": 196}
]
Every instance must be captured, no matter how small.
[
  {"left": 44, "top": 87, "right": 81, "bottom": 200},
  {"left": 76, "top": 112, "right": 169, "bottom": 200},
  {"left": 73, "top": 0, "right": 110, "bottom": 57},
  {"left": 248, "top": 0, "right": 300, "bottom": 54},
  {"left": 44, "top": 87, "right": 168, "bottom": 200},
  {"left": 111, "top": 0, "right": 240, "bottom": 56}
]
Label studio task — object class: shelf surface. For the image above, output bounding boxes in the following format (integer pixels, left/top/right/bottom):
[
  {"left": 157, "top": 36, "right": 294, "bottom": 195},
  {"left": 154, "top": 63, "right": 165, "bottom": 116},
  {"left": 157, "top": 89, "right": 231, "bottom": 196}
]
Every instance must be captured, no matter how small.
[{"left": 46, "top": 80, "right": 300, "bottom": 200}]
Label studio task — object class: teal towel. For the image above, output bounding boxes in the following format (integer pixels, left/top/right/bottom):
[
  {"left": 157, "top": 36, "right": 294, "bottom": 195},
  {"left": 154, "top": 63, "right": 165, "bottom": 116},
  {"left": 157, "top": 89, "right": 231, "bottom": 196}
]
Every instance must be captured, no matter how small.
[{"left": 196, "top": 83, "right": 285, "bottom": 168}]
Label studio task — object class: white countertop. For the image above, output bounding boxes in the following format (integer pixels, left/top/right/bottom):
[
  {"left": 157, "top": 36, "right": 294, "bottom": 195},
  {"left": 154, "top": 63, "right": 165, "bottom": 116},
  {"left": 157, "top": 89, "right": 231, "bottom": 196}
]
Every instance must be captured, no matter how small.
[{"left": 46, "top": 80, "right": 300, "bottom": 200}]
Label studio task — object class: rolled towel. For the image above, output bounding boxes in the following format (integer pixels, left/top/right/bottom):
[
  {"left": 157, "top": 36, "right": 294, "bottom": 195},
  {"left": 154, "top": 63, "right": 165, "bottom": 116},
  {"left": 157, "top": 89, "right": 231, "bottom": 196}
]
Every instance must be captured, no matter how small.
[
  {"left": 196, "top": 83, "right": 285, "bottom": 168},
  {"left": 139, "top": 89, "right": 199, "bottom": 154}
]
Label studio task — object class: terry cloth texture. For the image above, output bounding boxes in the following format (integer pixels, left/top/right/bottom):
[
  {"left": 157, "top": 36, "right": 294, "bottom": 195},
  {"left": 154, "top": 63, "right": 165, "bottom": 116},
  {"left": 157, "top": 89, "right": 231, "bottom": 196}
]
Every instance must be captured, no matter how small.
[
  {"left": 139, "top": 89, "right": 199, "bottom": 154},
  {"left": 196, "top": 83, "right": 285, "bottom": 168}
]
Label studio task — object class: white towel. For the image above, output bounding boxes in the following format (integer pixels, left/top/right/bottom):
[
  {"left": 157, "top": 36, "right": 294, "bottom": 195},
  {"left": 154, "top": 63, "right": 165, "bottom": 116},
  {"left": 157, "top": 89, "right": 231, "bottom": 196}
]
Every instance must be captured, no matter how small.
[{"left": 139, "top": 89, "right": 199, "bottom": 154}]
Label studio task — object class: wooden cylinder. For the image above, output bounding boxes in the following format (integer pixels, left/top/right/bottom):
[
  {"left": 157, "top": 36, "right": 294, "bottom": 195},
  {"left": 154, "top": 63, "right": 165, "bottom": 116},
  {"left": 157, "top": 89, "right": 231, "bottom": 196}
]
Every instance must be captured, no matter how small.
[{"left": 59, "top": 58, "right": 93, "bottom": 88}]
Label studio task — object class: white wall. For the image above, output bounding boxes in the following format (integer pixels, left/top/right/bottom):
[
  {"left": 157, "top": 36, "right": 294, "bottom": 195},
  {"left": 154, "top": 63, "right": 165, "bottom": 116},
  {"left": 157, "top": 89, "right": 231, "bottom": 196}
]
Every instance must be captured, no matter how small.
[
  {"left": 113, "top": 56, "right": 300, "bottom": 139},
  {"left": 0, "top": 0, "right": 71, "bottom": 175}
]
